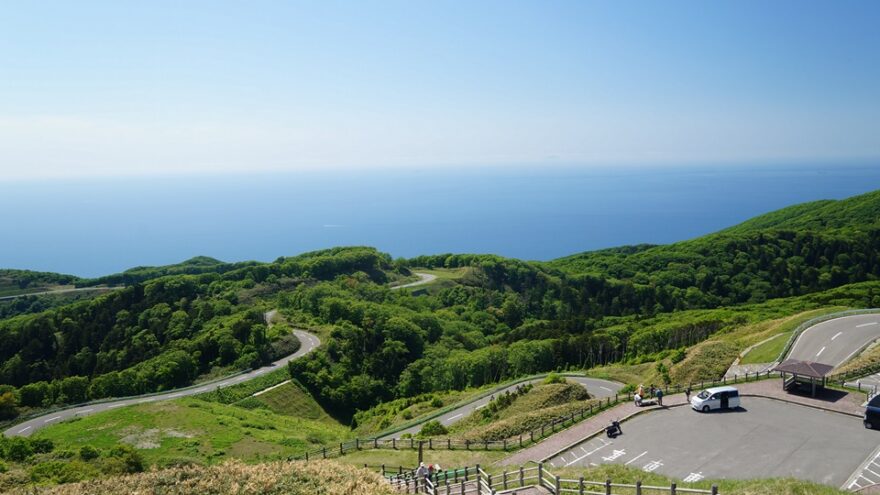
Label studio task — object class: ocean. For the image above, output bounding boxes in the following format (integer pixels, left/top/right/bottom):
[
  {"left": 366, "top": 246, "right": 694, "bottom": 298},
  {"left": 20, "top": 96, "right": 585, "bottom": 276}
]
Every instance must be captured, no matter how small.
[{"left": 2, "top": 163, "right": 878, "bottom": 277}]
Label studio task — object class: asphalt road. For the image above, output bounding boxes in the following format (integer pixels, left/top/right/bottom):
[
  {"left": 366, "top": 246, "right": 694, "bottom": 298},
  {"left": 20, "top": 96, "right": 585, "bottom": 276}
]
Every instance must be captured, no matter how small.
[
  {"left": 788, "top": 313, "right": 880, "bottom": 368},
  {"left": 381, "top": 376, "right": 623, "bottom": 439},
  {"left": 391, "top": 272, "right": 438, "bottom": 290},
  {"left": 549, "top": 398, "right": 877, "bottom": 488},
  {"left": 3, "top": 329, "right": 320, "bottom": 438},
  {"left": 0, "top": 286, "right": 118, "bottom": 301}
]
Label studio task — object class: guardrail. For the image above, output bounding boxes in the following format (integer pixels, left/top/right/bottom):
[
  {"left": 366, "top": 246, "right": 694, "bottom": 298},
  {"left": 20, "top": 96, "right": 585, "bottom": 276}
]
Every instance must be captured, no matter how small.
[
  {"left": 384, "top": 463, "right": 719, "bottom": 495},
  {"left": 291, "top": 370, "right": 785, "bottom": 463},
  {"left": 774, "top": 308, "right": 880, "bottom": 364}
]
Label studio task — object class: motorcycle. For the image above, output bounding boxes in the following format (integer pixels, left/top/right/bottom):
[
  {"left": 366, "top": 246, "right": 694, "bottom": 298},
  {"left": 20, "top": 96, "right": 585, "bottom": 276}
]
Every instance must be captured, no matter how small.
[{"left": 605, "top": 420, "right": 622, "bottom": 438}]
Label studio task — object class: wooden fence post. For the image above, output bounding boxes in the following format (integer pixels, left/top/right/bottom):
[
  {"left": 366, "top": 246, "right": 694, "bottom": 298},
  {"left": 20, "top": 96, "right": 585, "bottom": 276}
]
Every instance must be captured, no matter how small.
[
  {"left": 381, "top": 464, "right": 385, "bottom": 476},
  {"left": 519, "top": 467, "right": 524, "bottom": 487},
  {"left": 636, "top": 480, "right": 642, "bottom": 495},
  {"left": 503, "top": 470, "right": 508, "bottom": 489},
  {"left": 555, "top": 475, "right": 561, "bottom": 495},
  {"left": 579, "top": 476, "right": 584, "bottom": 495},
  {"left": 537, "top": 463, "right": 543, "bottom": 488},
  {"left": 339, "top": 443, "right": 343, "bottom": 455},
  {"left": 374, "top": 437, "right": 378, "bottom": 449},
  {"left": 448, "top": 438, "right": 452, "bottom": 450},
  {"left": 605, "top": 478, "right": 611, "bottom": 495},
  {"left": 305, "top": 452, "right": 309, "bottom": 461},
  {"left": 711, "top": 485, "right": 718, "bottom": 495},
  {"left": 671, "top": 482, "right": 676, "bottom": 495},
  {"left": 322, "top": 447, "right": 327, "bottom": 459}
]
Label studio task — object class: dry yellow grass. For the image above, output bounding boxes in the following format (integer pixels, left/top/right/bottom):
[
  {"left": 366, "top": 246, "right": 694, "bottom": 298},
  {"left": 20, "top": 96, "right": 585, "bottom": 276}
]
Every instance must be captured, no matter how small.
[{"left": 10, "top": 460, "right": 396, "bottom": 495}]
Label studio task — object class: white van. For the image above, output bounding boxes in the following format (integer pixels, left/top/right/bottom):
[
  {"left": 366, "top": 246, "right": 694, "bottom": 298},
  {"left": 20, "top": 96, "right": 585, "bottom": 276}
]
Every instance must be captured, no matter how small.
[{"left": 691, "top": 386, "right": 740, "bottom": 412}]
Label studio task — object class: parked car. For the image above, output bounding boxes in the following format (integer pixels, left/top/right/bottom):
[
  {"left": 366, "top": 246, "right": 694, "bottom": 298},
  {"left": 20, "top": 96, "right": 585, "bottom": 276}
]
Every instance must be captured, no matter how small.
[
  {"left": 864, "top": 394, "right": 880, "bottom": 429},
  {"left": 691, "top": 386, "right": 740, "bottom": 412}
]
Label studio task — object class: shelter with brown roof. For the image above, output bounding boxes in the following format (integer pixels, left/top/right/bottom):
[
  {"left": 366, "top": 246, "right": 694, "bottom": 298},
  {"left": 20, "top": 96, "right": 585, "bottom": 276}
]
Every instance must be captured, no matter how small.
[{"left": 772, "top": 359, "right": 834, "bottom": 397}]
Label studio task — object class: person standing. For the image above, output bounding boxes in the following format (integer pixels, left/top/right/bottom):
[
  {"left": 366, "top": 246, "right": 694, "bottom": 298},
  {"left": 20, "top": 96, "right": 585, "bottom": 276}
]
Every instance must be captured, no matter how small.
[
  {"left": 656, "top": 388, "right": 664, "bottom": 406},
  {"left": 685, "top": 386, "right": 692, "bottom": 403},
  {"left": 416, "top": 462, "right": 428, "bottom": 488}
]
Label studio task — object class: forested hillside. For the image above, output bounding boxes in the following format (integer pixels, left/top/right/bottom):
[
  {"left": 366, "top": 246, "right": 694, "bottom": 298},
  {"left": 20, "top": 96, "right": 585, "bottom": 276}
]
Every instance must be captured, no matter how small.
[
  {"left": 2, "top": 191, "right": 879, "bottom": 424},
  {"left": 0, "top": 270, "right": 82, "bottom": 297},
  {"left": 0, "top": 247, "right": 399, "bottom": 416}
]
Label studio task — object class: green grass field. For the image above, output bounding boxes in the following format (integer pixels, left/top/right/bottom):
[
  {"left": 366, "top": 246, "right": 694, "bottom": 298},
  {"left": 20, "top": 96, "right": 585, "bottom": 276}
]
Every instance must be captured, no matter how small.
[{"left": 33, "top": 398, "right": 350, "bottom": 468}]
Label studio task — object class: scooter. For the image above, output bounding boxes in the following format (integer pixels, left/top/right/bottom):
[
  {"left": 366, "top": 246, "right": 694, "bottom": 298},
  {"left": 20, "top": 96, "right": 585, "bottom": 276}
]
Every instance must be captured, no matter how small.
[{"left": 605, "top": 420, "right": 622, "bottom": 438}]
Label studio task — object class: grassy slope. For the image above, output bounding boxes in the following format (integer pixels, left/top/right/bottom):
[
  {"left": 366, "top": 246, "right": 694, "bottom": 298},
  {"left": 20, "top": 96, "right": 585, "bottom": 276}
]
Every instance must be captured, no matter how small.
[
  {"left": 33, "top": 398, "right": 350, "bottom": 468},
  {"left": 444, "top": 382, "right": 594, "bottom": 442},
  {"left": 251, "top": 381, "right": 339, "bottom": 424},
  {"left": 9, "top": 459, "right": 396, "bottom": 495}
]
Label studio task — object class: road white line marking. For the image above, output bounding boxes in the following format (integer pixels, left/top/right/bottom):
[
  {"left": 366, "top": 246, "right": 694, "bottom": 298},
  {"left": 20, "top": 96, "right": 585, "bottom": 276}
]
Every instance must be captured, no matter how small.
[
  {"left": 43, "top": 416, "right": 61, "bottom": 423},
  {"left": 18, "top": 426, "right": 31, "bottom": 433},
  {"left": 108, "top": 403, "right": 125, "bottom": 408},
  {"left": 139, "top": 398, "right": 155, "bottom": 404},
  {"left": 78, "top": 409, "right": 94, "bottom": 414},
  {"left": 625, "top": 451, "right": 648, "bottom": 466},
  {"left": 446, "top": 413, "right": 463, "bottom": 422},
  {"left": 599, "top": 386, "right": 612, "bottom": 392},
  {"left": 857, "top": 322, "right": 879, "bottom": 328},
  {"left": 831, "top": 331, "right": 843, "bottom": 341},
  {"left": 254, "top": 369, "right": 266, "bottom": 375},
  {"left": 816, "top": 346, "right": 826, "bottom": 357},
  {"left": 475, "top": 404, "right": 486, "bottom": 410},
  {"left": 168, "top": 393, "right": 183, "bottom": 398},
  {"left": 564, "top": 441, "right": 610, "bottom": 466}
]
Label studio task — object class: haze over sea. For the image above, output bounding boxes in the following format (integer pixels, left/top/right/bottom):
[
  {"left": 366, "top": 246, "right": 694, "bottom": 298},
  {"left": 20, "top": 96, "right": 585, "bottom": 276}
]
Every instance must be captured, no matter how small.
[{"left": 2, "top": 163, "right": 878, "bottom": 278}]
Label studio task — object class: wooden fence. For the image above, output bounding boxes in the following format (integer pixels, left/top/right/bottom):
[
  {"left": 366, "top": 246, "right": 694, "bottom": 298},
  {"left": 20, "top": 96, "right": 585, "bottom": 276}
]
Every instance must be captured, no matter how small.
[{"left": 385, "top": 463, "right": 719, "bottom": 495}]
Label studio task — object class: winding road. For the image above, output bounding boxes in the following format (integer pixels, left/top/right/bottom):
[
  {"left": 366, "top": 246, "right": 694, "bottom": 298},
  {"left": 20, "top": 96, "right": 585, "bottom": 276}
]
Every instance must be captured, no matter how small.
[
  {"left": 391, "top": 272, "right": 438, "bottom": 290},
  {"left": 380, "top": 376, "right": 623, "bottom": 439},
  {"left": 0, "top": 286, "right": 118, "bottom": 301},
  {"left": 788, "top": 313, "right": 880, "bottom": 368},
  {"left": 3, "top": 329, "right": 320, "bottom": 438}
]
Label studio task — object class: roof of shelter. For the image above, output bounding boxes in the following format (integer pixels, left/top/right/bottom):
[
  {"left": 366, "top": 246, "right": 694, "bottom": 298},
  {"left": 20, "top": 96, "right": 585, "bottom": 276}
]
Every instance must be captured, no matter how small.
[{"left": 772, "top": 359, "right": 834, "bottom": 378}]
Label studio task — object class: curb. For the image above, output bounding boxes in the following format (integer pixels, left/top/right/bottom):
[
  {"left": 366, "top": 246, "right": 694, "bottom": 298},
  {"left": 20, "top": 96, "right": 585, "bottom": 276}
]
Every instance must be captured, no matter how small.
[
  {"left": 537, "top": 402, "right": 688, "bottom": 464},
  {"left": 536, "top": 391, "right": 864, "bottom": 464}
]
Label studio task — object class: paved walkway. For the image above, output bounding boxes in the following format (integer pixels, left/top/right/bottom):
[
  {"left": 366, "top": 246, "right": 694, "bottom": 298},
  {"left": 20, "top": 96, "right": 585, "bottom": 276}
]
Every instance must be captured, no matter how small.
[{"left": 500, "top": 378, "right": 866, "bottom": 466}]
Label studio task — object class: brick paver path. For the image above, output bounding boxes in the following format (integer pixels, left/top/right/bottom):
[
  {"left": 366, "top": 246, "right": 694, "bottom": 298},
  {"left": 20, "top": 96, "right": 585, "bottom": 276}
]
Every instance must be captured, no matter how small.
[{"left": 500, "top": 378, "right": 866, "bottom": 466}]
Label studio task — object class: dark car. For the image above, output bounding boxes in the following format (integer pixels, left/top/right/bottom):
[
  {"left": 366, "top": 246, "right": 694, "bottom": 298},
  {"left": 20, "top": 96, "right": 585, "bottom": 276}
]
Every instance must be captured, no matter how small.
[{"left": 865, "top": 395, "right": 880, "bottom": 429}]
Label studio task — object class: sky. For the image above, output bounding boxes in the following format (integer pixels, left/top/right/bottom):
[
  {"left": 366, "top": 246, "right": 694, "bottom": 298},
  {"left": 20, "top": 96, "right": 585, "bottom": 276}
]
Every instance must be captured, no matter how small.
[{"left": 1, "top": 1, "right": 878, "bottom": 180}]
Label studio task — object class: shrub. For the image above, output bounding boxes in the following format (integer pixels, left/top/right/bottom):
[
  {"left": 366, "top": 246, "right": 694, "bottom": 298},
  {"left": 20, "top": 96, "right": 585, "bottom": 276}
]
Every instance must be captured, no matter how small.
[
  {"left": 30, "top": 438, "right": 54, "bottom": 454},
  {"left": 3, "top": 437, "right": 33, "bottom": 462},
  {"left": 430, "top": 397, "right": 443, "bottom": 408},
  {"left": 543, "top": 373, "right": 566, "bottom": 384},
  {"left": 418, "top": 420, "right": 448, "bottom": 437},
  {"left": 79, "top": 445, "right": 100, "bottom": 461},
  {"left": 105, "top": 445, "right": 145, "bottom": 474}
]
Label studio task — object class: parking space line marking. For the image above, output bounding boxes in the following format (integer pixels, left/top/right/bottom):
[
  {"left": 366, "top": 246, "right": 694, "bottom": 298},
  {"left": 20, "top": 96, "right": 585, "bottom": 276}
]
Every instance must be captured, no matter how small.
[
  {"left": 564, "top": 441, "right": 610, "bottom": 466},
  {"left": 816, "top": 346, "right": 826, "bottom": 357},
  {"left": 866, "top": 467, "right": 880, "bottom": 478},
  {"left": 831, "top": 331, "right": 843, "bottom": 340},
  {"left": 625, "top": 451, "right": 648, "bottom": 466},
  {"left": 857, "top": 322, "right": 878, "bottom": 328}
]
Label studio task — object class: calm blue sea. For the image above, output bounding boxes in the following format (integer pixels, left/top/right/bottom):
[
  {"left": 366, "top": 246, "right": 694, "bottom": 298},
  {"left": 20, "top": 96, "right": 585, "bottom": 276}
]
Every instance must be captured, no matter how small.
[{"left": 2, "top": 163, "right": 879, "bottom": 277}]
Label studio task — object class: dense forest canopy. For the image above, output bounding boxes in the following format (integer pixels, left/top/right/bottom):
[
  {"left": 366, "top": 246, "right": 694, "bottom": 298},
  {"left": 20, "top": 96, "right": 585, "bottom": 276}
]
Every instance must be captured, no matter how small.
[{"left": 1, "top": 190, "right": 879, "bottom": 421}]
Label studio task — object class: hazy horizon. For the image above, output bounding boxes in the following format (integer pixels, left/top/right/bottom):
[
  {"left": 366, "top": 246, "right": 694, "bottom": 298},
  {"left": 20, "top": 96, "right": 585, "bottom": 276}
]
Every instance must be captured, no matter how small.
[{"left": 2, "top": 1, "right": 878, "bottom": 180}]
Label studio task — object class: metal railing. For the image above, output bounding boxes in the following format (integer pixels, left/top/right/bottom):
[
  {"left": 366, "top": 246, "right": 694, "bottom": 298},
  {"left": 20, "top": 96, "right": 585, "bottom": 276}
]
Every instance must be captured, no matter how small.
[{"left": 774, "top": 308, "right": 880, "bottom": 365}]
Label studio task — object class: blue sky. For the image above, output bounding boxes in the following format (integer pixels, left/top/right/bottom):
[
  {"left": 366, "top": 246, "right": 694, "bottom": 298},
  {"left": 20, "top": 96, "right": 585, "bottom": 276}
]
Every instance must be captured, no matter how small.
[{"left": 1, "top": 1, "right": 878, "bottom": 180}]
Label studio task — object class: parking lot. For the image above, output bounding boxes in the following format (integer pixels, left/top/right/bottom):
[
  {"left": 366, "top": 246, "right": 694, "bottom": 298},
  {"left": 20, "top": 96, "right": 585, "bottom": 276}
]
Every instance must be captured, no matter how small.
[{"left": 548, "top": 397, "right": 877, "bottom": 488}]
